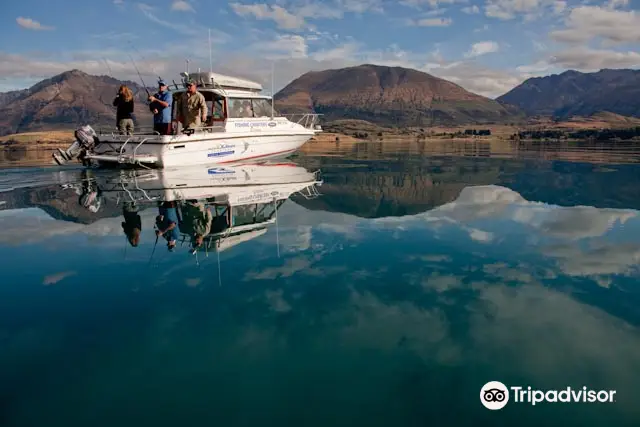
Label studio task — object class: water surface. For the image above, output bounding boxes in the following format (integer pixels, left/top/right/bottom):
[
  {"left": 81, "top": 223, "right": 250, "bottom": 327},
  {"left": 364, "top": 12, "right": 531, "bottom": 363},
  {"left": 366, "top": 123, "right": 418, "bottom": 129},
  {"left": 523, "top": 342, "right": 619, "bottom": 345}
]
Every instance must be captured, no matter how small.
[{"left": 1, "top": 142, "right": 639, "bottom": 426}]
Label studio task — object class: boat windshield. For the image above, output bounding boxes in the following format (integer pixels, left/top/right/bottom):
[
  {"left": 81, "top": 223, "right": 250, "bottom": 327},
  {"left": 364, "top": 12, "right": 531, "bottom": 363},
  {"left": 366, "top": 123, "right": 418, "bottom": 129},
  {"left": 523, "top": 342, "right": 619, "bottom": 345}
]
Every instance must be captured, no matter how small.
[
  {"left": 231, "top": 200, "right": 286, "bottom": 226},
  {"left": 228, "top": 98, "right": 276, "bottom": 118}
]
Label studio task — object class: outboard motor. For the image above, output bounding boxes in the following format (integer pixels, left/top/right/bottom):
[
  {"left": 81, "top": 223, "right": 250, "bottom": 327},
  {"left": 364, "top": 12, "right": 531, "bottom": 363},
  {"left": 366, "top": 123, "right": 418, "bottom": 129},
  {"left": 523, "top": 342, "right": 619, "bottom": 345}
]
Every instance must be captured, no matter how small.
[{"left": 53, "top": 125, "right": 99, "bottom": 166}]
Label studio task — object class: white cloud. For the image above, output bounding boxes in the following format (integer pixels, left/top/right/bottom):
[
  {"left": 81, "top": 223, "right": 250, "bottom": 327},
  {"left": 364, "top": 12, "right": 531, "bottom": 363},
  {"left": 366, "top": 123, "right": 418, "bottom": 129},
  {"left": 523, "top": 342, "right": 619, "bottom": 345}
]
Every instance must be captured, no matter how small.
[
  {"left": 462, "top": 5, "right": 480, "bottom": 13},
  {"left": 424, "top": 7, "right": 448, "bottom": 16},
  {"left": 400, "top": 0, "right": 465, "bottom": 9},
  {"left": 548, "top": 47, "right": 640, "bottom": 70},
  {"left": 374, "top": 185, "right": 640, "bottom": 278},
  {"left": 16, "top": 17, "right": 54, "bottom": 31},
  {"left": 464, "top": 41, "right": 500, "bottom": 57},
  {"left": 171, "top": 1, "right": 194, "bottom": 12},
  {"left": 339, "top": 0, "right": 384, "bottom": 13},
  {"left": 138, "top": 3, "right": 224, "bottom": 38},
  {"left": 414, "top": 17, "right": 453, "bottom": 26},
  {"left": 311, "top": 42, "right": 361, "bottom": 61},
  {"left": 606, "top": 0, "right": 629, "bottom": 9},
  {"left": 250, "top": 34, "right": 310, "bottom": 59},
  {"left": 230, "top": 3, "right": 306, "bottom": 30},
  {"left": 484, "top": 0, "right": 564, "bottom": 21},
  {"left": 550, "top": 6, "right": 640, "bottom": 45}
]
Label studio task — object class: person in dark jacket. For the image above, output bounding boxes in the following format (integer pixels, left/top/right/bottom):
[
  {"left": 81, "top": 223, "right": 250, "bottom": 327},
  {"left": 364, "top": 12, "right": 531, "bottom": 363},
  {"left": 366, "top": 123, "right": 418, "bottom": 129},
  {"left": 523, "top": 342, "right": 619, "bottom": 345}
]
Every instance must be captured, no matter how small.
[{"left": 113, "top": 85, "right": 135, "bottom": 135}]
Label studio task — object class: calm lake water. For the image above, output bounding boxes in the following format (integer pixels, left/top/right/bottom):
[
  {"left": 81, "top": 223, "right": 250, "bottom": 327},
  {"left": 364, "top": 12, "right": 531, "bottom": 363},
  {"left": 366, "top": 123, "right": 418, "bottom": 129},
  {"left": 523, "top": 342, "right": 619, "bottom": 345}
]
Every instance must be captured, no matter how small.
[{"left": 1, "top": 141, "right": 640, "bottom": 426}]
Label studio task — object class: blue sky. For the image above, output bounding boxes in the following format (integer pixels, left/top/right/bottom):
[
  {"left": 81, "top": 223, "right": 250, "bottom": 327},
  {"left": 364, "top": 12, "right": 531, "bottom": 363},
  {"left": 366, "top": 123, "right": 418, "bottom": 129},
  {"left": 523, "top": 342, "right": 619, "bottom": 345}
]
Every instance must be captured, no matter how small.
[{"left": 1, "top": 0, "right": 639, "bottom": 97}]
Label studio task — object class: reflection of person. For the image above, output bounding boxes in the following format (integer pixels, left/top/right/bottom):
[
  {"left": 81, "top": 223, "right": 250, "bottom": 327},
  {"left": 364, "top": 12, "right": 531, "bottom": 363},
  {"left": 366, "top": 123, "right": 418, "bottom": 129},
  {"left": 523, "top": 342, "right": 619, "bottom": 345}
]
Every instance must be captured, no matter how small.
[
  {"left": 78, "top": 171, "right": 102, "bottom": 213},
  {"left": 175, "top": 80, "right": 207, "bottom": 130},
  {"left": 148, "top": 80, "right": 173, "bottom": 135},
  {"left": 155, "top": 201, "right": 180, "bottom": 251},
  {"left": 179, "top": 201, "right": 213, "bottom": 252},
  {"left": 113, "top": 85, "right": 135, "bottom": 135},
  {"left": 121, "top": 202, "right": 141, "bottom": 247}
]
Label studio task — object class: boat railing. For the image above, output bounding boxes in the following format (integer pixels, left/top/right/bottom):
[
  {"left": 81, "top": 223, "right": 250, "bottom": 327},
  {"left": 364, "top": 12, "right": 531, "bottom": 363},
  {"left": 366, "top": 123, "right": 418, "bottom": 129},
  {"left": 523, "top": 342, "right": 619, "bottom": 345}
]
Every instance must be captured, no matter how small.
[
  {"left": 295, "top": 175, "right": 323, "bottom": 199},
  {"left": 96, "top": 127, "right": 161, "bottom": 137},
  {"left": 281, "top": 114, "right": 323, "bottom": 130}
]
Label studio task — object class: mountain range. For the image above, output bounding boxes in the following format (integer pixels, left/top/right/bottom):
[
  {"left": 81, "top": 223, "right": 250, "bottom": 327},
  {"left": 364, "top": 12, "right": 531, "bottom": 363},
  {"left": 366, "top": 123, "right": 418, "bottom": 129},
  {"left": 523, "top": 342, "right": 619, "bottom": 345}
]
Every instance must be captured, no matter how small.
[
  {"left": 497, "top": 69, "right": 640, "bottom": 119},
  {"left": 0, "top": 66, "right": 639, "bottom": 137},
  {"left": 0, "top": 70, "right": 152, "bottom": 137},
  {"left": 274, "top": 64, "right": 520, "bottom": 127}
]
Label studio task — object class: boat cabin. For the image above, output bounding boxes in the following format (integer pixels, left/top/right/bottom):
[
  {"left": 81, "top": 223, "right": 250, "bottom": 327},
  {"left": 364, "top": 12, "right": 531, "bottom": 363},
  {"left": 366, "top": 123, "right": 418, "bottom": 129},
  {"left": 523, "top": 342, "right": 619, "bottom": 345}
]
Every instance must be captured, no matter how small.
[
  {"left": 178, "top": 198, "right": 287, "bottom": 252},
  {"left": 168, "top": 71, "right": 278, "bottom": 127}
]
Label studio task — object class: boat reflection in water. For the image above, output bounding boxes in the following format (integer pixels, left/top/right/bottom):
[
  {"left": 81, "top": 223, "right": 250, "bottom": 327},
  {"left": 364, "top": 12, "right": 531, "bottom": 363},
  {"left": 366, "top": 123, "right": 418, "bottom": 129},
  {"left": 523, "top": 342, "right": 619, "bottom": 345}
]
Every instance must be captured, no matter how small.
[{"left": 84, "top": 161, "right": 323, "bottom": 262}]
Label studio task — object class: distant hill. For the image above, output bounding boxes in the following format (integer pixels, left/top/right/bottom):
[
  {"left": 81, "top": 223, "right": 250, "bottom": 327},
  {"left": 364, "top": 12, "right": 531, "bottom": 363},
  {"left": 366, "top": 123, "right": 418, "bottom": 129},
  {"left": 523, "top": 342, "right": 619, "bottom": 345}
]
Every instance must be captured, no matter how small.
[
  {"left": 290, "top": 156, "right": 505, "bottom": 217},
  {"left": 497, "top": 69, "right": 640, "bottom": 119},
  {"left": 275, "top": 64, "right": 522, "bottom": 127},
  {"left": 0, "top": 70, "right": 153, "bottom": 136}
]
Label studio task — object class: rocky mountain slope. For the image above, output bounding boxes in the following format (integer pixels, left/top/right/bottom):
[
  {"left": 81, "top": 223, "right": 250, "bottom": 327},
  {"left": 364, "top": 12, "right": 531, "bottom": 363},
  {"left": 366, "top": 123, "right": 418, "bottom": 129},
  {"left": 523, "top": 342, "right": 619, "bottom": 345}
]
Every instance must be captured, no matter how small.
[
  {"left": 290, "top": 156, "right": 505, "bottom": 217},
  {"left": 275, "top": 64, "right": 522, "bottom": 127},
  {"left": 0, "top": 70, "right": 153, "bottom": 136},
  {"left": 497, "top": 69, "right": 640, "bottom": 119}
]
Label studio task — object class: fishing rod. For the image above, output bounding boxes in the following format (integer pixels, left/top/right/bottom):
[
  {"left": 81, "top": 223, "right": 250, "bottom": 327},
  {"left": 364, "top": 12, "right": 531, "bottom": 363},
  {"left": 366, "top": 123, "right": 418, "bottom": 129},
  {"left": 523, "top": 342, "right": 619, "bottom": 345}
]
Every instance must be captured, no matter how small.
[
  {"left": 102, "top": 57, "right": 113, "bottom": 76},
  {"left": 128, "top": 41, "right": 162, "bottom": 84},
  {"left": 128, "top": 53, "right": 150, "bottom": 97}
]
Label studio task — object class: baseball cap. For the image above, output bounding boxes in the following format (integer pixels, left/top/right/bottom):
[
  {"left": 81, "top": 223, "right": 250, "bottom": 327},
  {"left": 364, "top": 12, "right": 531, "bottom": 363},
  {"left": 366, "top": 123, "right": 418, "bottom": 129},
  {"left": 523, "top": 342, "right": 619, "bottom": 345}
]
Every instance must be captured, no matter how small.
[{"left": 158, "top": 79, "right": 167, "bottom": 86}]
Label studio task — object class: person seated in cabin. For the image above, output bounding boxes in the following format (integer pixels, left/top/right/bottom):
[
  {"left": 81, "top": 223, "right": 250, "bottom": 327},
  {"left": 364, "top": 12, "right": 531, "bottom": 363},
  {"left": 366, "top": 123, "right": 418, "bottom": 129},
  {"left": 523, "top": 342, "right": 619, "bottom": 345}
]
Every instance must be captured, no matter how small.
[
  {"left": 148, "top": 80, "right": 173, "bottom": 135},
  {"left": 121, "top": 201, "right": 141, "bottom": 247},
  {"left": 112, "top": 85, "right": 135, "bottom": 135},
  {"left": 155, "top": 201, "right": 180, "bottom": 251},
  {"left": 241, "top": 100, "right": 254, "bottom": 118},
  {"left": 175, "top": 79, "right": 208, "bottom": 131},
  {"left": 178, "top": 200, "right": 213, "bottom": 253}
]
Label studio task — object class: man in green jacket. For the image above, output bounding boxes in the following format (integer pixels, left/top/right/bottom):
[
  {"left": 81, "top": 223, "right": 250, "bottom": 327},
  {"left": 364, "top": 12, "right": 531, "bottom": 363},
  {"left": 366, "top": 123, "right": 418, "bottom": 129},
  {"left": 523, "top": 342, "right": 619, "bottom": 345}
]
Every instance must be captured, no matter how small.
[
  {"left": 175, "top": 79, "right": 208, "bottom": 130},
  {"left": 179, "top": 200, "right": 213, "bottom": 252}
]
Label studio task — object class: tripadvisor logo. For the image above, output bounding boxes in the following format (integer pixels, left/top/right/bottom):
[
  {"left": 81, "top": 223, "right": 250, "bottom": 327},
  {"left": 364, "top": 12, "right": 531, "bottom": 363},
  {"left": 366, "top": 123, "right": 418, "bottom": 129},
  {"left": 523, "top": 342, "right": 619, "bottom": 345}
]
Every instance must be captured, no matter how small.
[{"left": 480, "top": 381, "right": 617, "bottom": 410}]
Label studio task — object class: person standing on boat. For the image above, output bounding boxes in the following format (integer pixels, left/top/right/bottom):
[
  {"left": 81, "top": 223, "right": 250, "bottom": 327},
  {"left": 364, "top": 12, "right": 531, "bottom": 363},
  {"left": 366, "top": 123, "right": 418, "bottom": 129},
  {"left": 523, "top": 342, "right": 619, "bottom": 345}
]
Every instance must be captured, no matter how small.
[
  {"left": 148, "top": 80, "right": 173, "bottom": 135},
  {"left": 178, "top": 200, "right": 213, "bottom": 253},
  {"left": 112, "top": 85, "right": 135, "bottom": 135},
  {"left": 121, "top": 201, "right": 141, "bottom": 247},
  {"left": 155, "top": 201, "right": 180, "bottom": 251},
  {"left": 175, "top": 79, "right": 207, "bottom": 130}
]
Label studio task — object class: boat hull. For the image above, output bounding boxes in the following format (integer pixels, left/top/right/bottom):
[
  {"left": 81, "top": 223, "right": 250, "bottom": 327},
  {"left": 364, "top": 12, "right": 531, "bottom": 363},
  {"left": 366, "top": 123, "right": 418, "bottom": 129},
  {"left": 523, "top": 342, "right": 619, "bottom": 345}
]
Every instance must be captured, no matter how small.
[
  {"left": 94, "top": 162, "right": 321, "bottom": 202},
  {"left": 90, "top": 132, "right": 314, "bottom": 168}
]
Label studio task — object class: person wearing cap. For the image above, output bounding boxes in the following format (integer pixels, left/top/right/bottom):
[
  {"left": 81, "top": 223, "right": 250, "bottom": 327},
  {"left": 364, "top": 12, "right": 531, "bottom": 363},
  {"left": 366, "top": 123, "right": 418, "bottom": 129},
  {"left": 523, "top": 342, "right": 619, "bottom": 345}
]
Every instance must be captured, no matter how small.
[
  {"left": 175, "top": 79, "right": 207, "bottom": 130},
  {"left": 148, "top": 80, "right": 173, "bottom": 135},
  {"left": 179, "top": 200, "right": 213, "bottom": 252},
  {"left": 155, "top": 201, "right": 181, "bottom": 251}
]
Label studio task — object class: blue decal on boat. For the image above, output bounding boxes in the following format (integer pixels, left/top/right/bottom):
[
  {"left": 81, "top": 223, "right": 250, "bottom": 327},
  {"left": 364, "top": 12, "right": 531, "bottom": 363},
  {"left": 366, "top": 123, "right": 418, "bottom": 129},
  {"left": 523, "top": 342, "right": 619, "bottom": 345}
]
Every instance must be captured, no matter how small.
[
  {"left": 207, "top": 150, "right": 235, "bottom": 157},
  {"left": 208, "top": 167, "right": 235, "bottom": 174}
]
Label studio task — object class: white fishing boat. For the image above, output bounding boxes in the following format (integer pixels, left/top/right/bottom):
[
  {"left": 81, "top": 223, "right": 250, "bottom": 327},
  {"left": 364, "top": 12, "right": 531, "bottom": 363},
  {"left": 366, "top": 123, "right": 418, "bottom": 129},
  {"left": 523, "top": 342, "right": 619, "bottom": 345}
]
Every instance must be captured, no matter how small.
[
  {"left": 95, "top": 161, "right": 323, "bottom": 257},
  {"left": 53, "top": 71, "right": 322, "bottom": 168},
  {"left": 96, "top": 161, "right": 322, "bottom": 202}
]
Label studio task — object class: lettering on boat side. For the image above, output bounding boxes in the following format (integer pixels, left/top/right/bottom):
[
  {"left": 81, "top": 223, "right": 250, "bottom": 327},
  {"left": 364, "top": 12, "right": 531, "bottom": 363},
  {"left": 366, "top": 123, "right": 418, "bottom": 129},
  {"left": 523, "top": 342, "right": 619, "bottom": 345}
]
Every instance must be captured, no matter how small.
[
  {"left": 237, "top": 192, "right": 275, "bottom": 203},
  {"left": 234, "top": 121, "right": 286, "bottom": 128},
  {"left": 208, "top": 143, "right": 235, "bottom": 157}
]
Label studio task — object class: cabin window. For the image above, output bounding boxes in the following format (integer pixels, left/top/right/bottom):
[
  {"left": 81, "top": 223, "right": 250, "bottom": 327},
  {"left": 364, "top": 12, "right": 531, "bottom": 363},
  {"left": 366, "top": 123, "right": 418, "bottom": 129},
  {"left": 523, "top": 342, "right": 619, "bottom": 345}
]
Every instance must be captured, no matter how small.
[
  {"left": 227, "top": 98, "right": 277, "bottom": 118},
  {"left": 255, "top": 200, "right": 285, "bottom": 221},
  {"left": 232, "top": 204, "right": 257, "bottom": 226},
  {"left": 251, "top": 99, "right": 274, "bottom": 117},
  {"left": 201, "top": 91, "right": 226, "bottom": 122}
]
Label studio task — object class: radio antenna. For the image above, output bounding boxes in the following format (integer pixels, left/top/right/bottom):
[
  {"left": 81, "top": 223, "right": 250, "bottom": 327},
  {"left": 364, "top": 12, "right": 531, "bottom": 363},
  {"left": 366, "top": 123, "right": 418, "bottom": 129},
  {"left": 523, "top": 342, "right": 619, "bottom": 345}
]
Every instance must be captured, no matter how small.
[
  {"left": 271, "top": 61, "right": 275, "bottom": 118},
  {"left": 208, "top": 28, "right": 213, "bottom": 73}
]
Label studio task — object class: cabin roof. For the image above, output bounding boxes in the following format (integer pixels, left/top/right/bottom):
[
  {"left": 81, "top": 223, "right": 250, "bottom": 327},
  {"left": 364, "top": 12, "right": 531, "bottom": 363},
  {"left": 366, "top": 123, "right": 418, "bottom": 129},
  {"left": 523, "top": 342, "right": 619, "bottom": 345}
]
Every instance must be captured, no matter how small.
[
  {"left": 185, "top": 71, "right": 263, "bottom": 92},
  {"left": 169, "top": 88, "right": 272, "bottom": 99}
]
